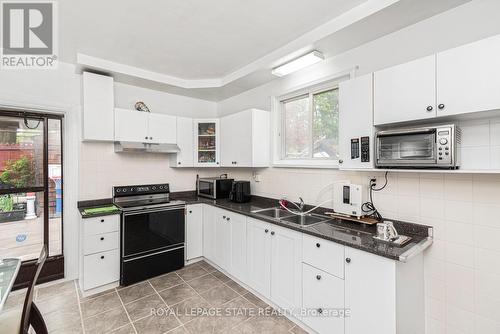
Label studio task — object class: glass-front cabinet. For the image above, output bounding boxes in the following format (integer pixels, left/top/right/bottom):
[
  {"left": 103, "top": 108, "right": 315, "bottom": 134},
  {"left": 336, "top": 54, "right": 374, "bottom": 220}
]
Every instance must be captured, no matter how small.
[{"left": 193, "top": 119, "right": 220, "bottom": 167}]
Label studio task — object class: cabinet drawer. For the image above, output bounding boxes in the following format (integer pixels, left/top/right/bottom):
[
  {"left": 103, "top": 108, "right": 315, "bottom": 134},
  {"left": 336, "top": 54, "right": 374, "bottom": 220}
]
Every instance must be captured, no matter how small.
[
  {"left": 83, "top": 232, "right": 119, "bottom": 255},
  {"left": 302, "top": 263, "right": 345, "bottom": 334},
  {"left": 302, "top": 234, "right": 344, "bottom": 278},
  {"left": 83, "top": 249, "right": 120, "bottom": 290},
  {"left": 83, "top": 214, "right": 120, "bottom": 236}
]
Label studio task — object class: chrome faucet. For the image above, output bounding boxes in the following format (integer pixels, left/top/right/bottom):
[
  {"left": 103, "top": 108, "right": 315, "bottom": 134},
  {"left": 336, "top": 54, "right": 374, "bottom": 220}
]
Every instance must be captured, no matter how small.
[{"left": 298, "top": 197, "right": 305, "bottom": 212}]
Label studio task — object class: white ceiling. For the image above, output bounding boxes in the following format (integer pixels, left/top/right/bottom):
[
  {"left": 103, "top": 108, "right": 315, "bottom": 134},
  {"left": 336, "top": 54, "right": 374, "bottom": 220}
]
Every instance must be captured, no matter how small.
[
  {"left": 60, "top": 0, "right": 367, "bottom": 79},
  {"left": 62, "top": 0, "right": 471, "bottom": 101}
]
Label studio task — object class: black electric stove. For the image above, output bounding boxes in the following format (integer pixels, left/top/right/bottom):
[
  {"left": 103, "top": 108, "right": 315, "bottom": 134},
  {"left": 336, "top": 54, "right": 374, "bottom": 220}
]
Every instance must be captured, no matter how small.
[{"left": 113, "top": 183, "right": 186, "bottom": 285}]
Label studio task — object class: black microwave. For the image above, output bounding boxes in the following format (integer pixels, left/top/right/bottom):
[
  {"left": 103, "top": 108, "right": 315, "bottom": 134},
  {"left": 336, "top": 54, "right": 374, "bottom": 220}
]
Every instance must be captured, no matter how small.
[{"left": 197, "top": 177, "right": 234, "bottom": 199}]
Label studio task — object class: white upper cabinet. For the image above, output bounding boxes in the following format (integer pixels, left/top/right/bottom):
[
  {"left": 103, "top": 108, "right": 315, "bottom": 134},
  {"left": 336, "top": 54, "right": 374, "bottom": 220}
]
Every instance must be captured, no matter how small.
[
  {"left": 220, "top": 109, "right": 270, "bottom": 167},
  {"left": 437, "top": 34, "right": 500, "bottom": 117},
  {"left": 114, "top": 108, "right": 176, "bottom": 144},
  {"left": 82, "top": 72, "right": 115, "bottom": 141},
  {"left": 374, "top": 55, "right": 436, "bottom": 125},
  {"left": 339, "top": 74, "right": 374, "bottom": 169},
  {"left": 114, "top": 108, "right": 149, "bottom": 142},
  {"left": 194, "top": 119, "right": 220, "bottom": 167},
  {"left": 171, "top": 117, "right": 194, "bottom": 167},
  {"left": 147, "top": 113, "right": 177, "bottom": 144}
]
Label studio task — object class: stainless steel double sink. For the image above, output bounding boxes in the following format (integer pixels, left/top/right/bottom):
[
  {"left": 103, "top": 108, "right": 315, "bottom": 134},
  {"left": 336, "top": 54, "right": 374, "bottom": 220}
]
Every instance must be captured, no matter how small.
[{"left": 250, "top": 207, "right": 331, "bottom": 227}]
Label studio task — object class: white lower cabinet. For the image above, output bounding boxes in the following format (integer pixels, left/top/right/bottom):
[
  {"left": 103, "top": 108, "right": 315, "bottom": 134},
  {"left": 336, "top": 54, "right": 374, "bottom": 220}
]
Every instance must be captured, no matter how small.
[
  {"left": 202, "top": 204, "right": 217, "bottom": 263},
  {"left": 215, "top": 209, "right": 232, "bottom": 271},
  {"left": 246, "top": 218, "right": 302, "bottom": 312},
  {"left": 83, "top": 249, "right": 120, "bottom": 291},
  {"left": 246, "top": 218, "right": 272, "bottom": 298},
  {"left": 302, "top": 263, "right": 344, "bottom": 334},
  {"left": 186, "top": 204, "right": 203, "bottom": 260},
  {"left": 270, "top": 224, "right": 302, "bottom": 313},
  {"left": 344, "top": 247, "right": 425, "bottom": 334},
  {"left": 345, "top": 247, "right": 396, "bottom": 334},
  {"left": 79, "top": 214, "right": 120, "bottom": 293},
  {"left": 200, "top": 206, "right": 425, "bottom": 334},
  {"left": 229, "top": 212, "right": 247, "bottom": 283}
]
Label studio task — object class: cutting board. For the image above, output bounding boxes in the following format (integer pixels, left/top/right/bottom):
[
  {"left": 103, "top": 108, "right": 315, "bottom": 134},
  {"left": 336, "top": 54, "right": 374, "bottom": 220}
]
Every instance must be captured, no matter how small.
[{"left": 324, "top": 212, "right": 379, "bottom": 225}]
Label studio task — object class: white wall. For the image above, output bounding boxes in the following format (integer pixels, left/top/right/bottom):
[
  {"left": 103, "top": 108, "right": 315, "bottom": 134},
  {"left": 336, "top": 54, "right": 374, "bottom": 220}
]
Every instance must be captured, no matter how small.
[
  {"left": 217, "top": 1, "right": 500, "bottom": 333},
  {"left": 114, "top": 82, "right": 217, "bottom": 118}
]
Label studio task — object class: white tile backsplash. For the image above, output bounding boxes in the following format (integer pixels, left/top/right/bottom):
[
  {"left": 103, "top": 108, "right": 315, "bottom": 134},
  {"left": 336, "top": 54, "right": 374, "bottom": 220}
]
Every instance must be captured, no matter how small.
[{"left": 249, "top": 168, "right": 500, "bottom": 332}]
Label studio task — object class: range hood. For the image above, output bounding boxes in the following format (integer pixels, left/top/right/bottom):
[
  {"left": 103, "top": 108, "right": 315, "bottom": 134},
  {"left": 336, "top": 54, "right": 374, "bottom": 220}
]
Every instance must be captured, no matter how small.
[{"left": 114, "top": 141, "right": 180, "bottom": 154}]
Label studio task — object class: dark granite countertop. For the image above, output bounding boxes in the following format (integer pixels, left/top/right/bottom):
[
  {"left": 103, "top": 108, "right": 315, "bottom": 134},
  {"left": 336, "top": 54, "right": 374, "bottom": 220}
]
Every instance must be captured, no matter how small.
[
  {"left": 78, "top": 192, "right": 432, "bottom": 261},
  {"left": 172, "top": 192, "right": 433, "bottom": 262}
]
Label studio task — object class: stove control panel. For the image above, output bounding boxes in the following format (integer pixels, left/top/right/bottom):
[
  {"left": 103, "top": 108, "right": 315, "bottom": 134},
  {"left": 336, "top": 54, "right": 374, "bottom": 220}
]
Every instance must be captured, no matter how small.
[{"left": 113, "top": 184, "right": 170, "bottom": 196}]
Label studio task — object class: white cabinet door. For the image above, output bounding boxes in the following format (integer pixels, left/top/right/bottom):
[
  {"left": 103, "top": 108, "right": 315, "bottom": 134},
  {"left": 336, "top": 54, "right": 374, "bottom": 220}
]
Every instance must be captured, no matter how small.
[
  {"left": 172, "top": 117, "right": 194, "bottom": 167},
  {"left": 345, "top": 247, "right": 396, "bottom": 334},
  {"left": 246, "top": 218, "right": 271, "bottom": 299},
  {"left": 83, "top": 249, "right": 120, "bottom": 290},
  {"left": 339, "top": 74, "right": 374, "bottom": 169},
  {"left": 302, "top": 263, "right": 344, "bottom": 334},
  {"left": 148, "top": 113, "right": 176, "bottom": 144},
  {"left": 374, "top": 55, "right": 436, "bottom": 125},
  {"left": 194, "top": 119, "right": 220, "bottom": 167},
  {"left": 229, "top": 212, "right": 247, "bottom": 283},
  {"left": 202, "top": 204, "right": 216, "bottom": 263},
  {"left": 82, "top": 72, "right": 114, "bottom": 141},
  {"left": 437, "top": 34, "right": 500, "bottom": 117},
  {"left": 114, "top": 108, "right": 149, "bottom": 142},
  {"left": 215, "top": 209, "right": 231, "bottom": 271},
  {"left": 186, "top": 204, "right": 203, "bottom": 260},
  {"left": 220, "top": 111, "right": 252, "bottom": 167},
  {"left": 270, "top": 225, "right": 302, "bottom": 313}
]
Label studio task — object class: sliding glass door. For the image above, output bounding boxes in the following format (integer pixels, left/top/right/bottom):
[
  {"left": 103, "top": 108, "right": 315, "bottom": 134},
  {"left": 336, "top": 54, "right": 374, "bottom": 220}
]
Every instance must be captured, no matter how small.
[{"left": 0, "top": 111, "right": 64, "bottom": 287}]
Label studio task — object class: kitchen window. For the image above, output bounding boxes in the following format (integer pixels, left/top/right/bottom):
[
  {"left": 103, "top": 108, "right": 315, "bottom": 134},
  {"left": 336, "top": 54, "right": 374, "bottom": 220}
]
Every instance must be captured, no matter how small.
[{"left": 276, "top": 84, "right": 339, "bottom": 166}]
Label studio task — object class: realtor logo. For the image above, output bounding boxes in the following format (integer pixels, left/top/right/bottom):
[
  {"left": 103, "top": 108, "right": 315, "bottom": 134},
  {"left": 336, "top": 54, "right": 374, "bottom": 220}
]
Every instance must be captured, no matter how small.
[{"left": 1, "top": 1, "right": 58, "bottom": 69}]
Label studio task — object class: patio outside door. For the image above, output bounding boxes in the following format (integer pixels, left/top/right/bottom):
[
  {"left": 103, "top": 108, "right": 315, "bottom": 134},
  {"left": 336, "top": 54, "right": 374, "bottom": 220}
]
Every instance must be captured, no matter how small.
[{"left": 0, "top": 111, "right": 64, "bottom": 288}]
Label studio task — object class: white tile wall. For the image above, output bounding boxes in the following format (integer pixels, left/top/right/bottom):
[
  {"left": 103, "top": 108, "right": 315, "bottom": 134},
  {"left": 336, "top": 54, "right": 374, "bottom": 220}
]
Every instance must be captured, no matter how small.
[
  {"left": 78, "top": 142, "right": 251, "bottom": 200},
  {"left": 458, "top": 118, "right": 500, "bottom": 170},
  {"left": 249, "top": 168, "right": 500, "bottom": 333}
]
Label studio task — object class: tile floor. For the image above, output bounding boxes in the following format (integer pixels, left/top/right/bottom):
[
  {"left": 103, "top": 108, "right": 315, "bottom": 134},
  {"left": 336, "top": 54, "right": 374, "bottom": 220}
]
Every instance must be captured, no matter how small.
[{"left": 4, "top": 260, "right": 309, "bottom": 334}]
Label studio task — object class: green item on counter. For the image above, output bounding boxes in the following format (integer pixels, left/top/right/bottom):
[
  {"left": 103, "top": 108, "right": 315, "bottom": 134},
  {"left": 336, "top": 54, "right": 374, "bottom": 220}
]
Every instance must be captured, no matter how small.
[{"left": 83, "top": 205, "right": 119, "bottom": 215}]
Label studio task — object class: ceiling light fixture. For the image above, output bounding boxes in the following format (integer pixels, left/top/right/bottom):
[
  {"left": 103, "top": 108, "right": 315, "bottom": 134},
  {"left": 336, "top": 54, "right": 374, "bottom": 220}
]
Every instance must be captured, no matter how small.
[{"left": 271, "top": 51, "right": 324, "bottom": 77}]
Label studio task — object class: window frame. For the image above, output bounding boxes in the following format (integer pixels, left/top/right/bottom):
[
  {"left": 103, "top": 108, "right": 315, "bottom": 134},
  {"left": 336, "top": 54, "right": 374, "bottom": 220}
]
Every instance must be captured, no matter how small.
[{"left": 273, "top": 79, "right": 343, "bottom": 168}]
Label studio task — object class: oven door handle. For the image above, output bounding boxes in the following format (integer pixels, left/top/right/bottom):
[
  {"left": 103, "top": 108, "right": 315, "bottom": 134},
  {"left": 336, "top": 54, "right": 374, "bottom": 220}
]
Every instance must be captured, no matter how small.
[
  {"left": 123, "top": 206, "right": 185, "bottom": 216},
  {"left": 376, "top": 127, "right": 437, "bottom": 138}
]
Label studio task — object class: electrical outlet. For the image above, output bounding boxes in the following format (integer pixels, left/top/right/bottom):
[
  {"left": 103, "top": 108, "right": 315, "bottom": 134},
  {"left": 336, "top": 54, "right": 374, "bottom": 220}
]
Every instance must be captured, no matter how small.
[{"left": 252, "top": 172, "right": 261, "bottom": 182}]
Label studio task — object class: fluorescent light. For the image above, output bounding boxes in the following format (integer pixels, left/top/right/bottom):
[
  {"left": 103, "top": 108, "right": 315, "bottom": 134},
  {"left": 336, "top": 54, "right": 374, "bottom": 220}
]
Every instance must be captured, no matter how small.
[{"left": 271, "top": 51, "right": 324, "bottom": 77}]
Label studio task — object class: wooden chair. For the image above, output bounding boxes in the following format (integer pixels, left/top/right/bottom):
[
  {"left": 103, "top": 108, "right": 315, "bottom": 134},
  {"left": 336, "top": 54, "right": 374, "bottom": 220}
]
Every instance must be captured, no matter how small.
[{"left": 0, "top": 245, "right": 48, "bottom": 334}]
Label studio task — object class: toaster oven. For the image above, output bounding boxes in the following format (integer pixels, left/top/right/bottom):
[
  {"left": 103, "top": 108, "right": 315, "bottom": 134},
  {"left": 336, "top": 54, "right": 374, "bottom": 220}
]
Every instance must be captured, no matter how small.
[{"left": 375, "top": 124, "right": 460, "bottom": 169}]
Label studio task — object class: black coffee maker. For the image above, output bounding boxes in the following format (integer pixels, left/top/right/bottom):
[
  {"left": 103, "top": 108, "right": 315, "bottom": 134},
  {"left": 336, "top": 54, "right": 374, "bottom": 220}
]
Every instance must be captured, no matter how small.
[{"left": 229, "top": 181, "right": 251, "bottom": 203}]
